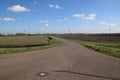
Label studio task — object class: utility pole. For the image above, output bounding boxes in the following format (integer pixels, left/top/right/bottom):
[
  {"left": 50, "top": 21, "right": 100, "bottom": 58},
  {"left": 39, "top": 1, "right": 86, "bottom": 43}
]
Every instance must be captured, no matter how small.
[
  {"left": 108, "top": 24, "right": 115, "bottom": 34},
  {"left": 24, "top": 30, "right": 27, "bottom": 36},
  {"left": 68, "top": 28, "right": 71, "bottom": 33},
  {"left": 108, "top": 26, "right": 111, "bottom": 34}
]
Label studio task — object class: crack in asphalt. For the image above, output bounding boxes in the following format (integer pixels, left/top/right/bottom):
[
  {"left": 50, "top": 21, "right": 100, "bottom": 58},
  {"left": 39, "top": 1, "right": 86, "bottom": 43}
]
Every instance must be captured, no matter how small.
[{"left": 52, "top": 70, "right": 120, "bottom": 80}]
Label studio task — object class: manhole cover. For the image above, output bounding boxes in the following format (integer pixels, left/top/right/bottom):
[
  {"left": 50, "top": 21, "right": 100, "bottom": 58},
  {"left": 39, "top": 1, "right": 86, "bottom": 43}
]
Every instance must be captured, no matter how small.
[{"left": 37, "top": 72, "right": 49, "bottom": 77}]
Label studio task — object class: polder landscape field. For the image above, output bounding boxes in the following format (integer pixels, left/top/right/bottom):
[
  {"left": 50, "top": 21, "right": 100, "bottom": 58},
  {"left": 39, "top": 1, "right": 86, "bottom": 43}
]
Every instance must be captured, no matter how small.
[
  {"left": 57, "top": 34, "right": 120, "bottom": 58},
  {"left": 0, "top": 35, "right": 61, "bottom": 54},
  {"left": 0, "top": 33, "right": 120, "bottom": 80},
  {"left": 0, "top": 34, "right": 120, "bottom": 58}
]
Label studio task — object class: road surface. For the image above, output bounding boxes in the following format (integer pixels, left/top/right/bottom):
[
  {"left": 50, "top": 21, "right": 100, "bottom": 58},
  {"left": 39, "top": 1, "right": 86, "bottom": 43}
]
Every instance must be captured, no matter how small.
[{"left": 0, "top": 37, "right": 120, "bottom": 80}]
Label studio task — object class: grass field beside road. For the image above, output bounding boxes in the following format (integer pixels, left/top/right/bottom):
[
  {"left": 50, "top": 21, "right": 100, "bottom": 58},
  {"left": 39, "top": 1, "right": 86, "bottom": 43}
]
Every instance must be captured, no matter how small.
[
  {"left": 0, "top": 36, "right": 49, "bottom": 48},
  {"left": 0, "top": 36, "right": 61, "bottom": 54},
  {"left": 73, "top": 40, "right": 120, "bottom": 58}
]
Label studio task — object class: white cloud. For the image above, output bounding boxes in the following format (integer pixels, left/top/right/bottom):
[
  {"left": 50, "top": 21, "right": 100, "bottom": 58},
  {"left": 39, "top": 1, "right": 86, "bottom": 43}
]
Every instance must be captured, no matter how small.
[
  {"left": 7, "top": 5, "right": 30, "bottom": 12},
  {"left": 88, "top": 13, "right": 96, "bottom": 17},
  {"left": 98, "top": 21, "right": 116, "bottom": 27},
  {"left": 55, "top": 4, "right": 61, "bottom": 9},
  {"left": 83, "top": 13, "right": 96, "bottom": 20},
  {"left": 64, "top": 18, "right": 69, "bottom": 20},
  {"left": 73, "top": 14, "right": 85, "bottom": 18},
  {"left": 42, "top": 23, "right": 49, "bottom": 27},
  {"left": 49, "top": 4, "right": 63, "bottom": 9},
  {"left": 40, "top": 20, "right": 49, "bottom": 23},
  {"left": 108, "top": 23, "right": 116, "bottom": 27},
  {"left": 55, "top": 18, "right": 69, "bottom": 23},
  {"left": 40, "top": 27, "right": 44, "bottom": 31},
  {"left": 0, "top": 17, "right": 16, "bottom": 22},
  {"left": 98, "top": 21, "right": 106, "bottom": 25},
  {"left": 49, "top": 4, "right": 54, "bottom": 8},
  {"left": 55, "top": 20, "right": 63, "bottom": 22},
  {"left": 73, "top": 13, "right": 96, "bottom": 21}
]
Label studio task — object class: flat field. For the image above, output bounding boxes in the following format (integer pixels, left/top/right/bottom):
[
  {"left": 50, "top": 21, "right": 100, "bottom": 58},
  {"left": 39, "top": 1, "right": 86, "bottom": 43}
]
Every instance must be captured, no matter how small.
[
  {"left": 0, "top": 36, "right": 61, "bottom": 54},
  {"left": 57, "top": 34, "right": 120, "bottom": 43},
  {"left": 57, "top": 34, "right": 120, "bottom": 58},
  {"left": 0, "top": 36, "right": 49, "bottom": 48}
]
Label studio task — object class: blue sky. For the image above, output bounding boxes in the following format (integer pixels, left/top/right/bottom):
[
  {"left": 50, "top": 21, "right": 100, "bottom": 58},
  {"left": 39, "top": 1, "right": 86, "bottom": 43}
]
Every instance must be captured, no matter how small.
[{"left": 0, "top": 0, "right": 120, "bottom": 34}]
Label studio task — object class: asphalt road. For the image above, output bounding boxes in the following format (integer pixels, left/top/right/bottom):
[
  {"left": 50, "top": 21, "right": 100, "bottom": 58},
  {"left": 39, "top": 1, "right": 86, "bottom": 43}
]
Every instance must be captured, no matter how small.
[{"left": 0, "top": 37, "right": 120, "bottom": 80}]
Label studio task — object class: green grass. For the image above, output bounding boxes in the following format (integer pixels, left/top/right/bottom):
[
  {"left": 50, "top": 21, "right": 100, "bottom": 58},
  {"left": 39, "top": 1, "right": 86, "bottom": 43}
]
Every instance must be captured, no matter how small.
[
  {"left": 0, "top": 36, "right": 61, "bottom": 54},
  {"left": 73, "top": 40, "right": 120, "bottom": 58},
  {"left": 0, "top": 36, "right": 49, "bottom": 48}
]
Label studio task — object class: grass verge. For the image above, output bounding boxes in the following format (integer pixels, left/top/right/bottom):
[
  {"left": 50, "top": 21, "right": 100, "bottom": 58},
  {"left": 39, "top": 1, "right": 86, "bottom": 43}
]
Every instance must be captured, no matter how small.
[
  {"left": 0, "top": 38, "right": 61, "bottom": 54},
  {"left": 73, "top": 40, "right": 120, "bottom": 58},
  {"left": 0, "top": 36, "right": 49, "bottom": 48}
]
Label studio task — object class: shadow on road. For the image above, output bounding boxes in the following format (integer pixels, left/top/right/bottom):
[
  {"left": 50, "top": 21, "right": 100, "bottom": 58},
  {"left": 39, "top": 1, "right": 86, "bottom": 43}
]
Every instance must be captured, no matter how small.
[{"left": 52, "top": 70, "right": 119, "bottom": 80}]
